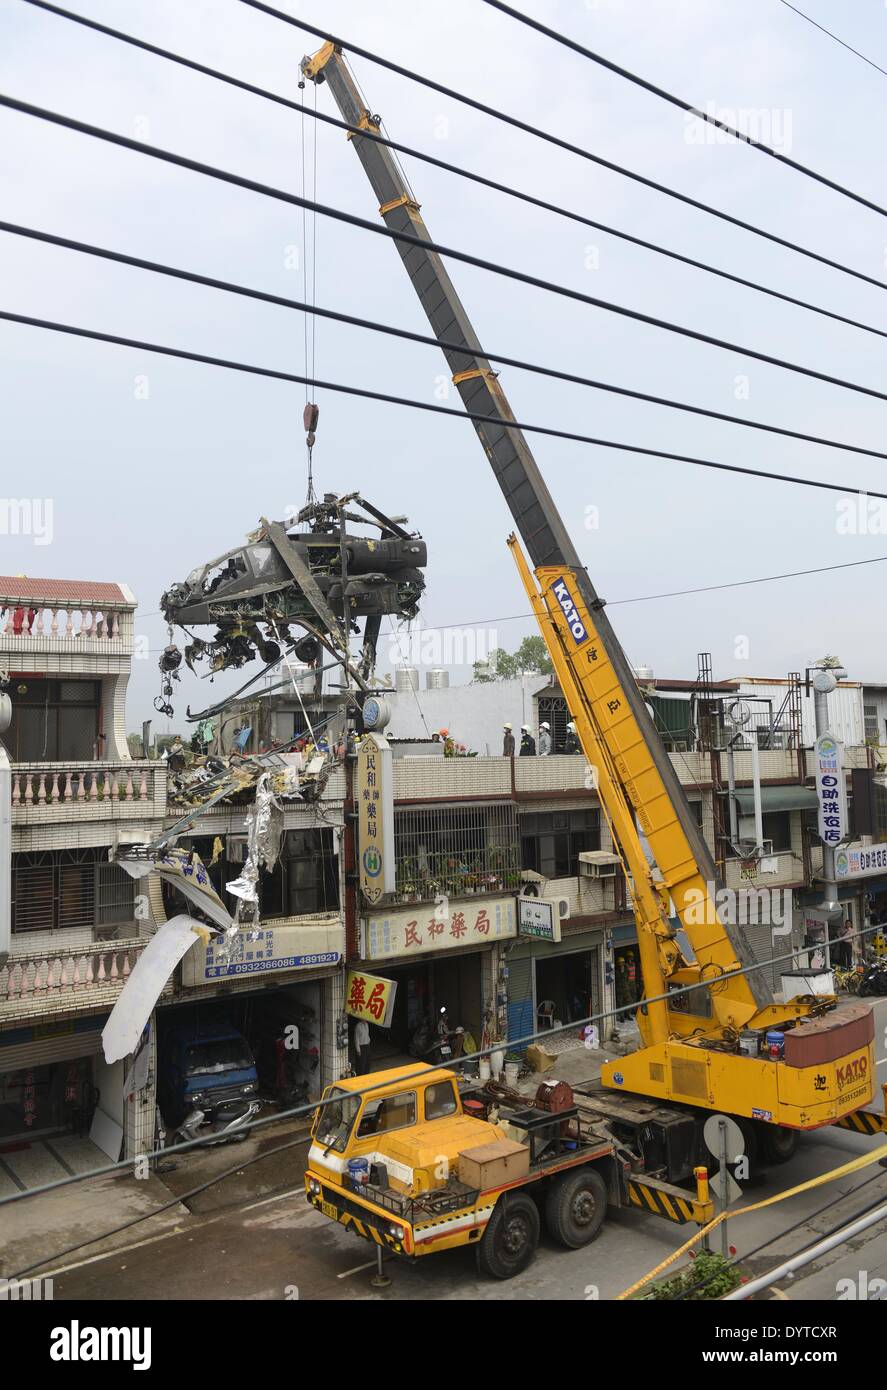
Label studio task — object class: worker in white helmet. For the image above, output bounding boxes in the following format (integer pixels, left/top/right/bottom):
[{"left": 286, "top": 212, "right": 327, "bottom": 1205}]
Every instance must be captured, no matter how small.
[
  {"left": 564, "top": 721, "right": 580, "bottom": 754},
  {"left": 519, "top": 724, "right": 536, "bottom": 756},
  {"left": 502, "top": 722, "right": 516, "bottom": 757},
  {"left": 538, "top": 721, "right": 552, "bottom": 756}
]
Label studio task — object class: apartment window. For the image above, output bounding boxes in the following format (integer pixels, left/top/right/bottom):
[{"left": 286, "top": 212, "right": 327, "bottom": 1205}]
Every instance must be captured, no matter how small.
[
  {"left": 10, "top": 849, "right": 134, "bottom": 933},
  {"left": 4, "top": 679, "right": 100, "bottom": 761},
  {"left": 521, "top": 809, "right": 601, "bottom": 878},
  {"left": 762, "top": 811, "right": 792, "bottom": 853},
  {"left": 864, "top": 703, "right": 879, "bottom": 744},
  {"left": 394, "top": 802, "right": 519, "bottom": 900}
]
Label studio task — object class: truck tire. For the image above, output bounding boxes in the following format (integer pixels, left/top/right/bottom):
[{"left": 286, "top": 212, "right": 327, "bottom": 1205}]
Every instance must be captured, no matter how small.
[
  {"left": 476, "top": 1193, "right": 540, "bottom": 1279},
  {"left": 544, "top": 1168, "right": 608, "bottom": 1249},
  {"left": 758, "top": 1124, "right": 798, "bottom": 1165}
]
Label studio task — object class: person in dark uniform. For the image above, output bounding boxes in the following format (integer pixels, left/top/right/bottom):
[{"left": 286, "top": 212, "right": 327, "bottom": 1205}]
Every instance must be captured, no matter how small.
[
  {"left": 563, "top": 721, "right": 580, "bottom": 754},
  {"left": 519, "top": 724, "right": 536, "bottom": 756}
]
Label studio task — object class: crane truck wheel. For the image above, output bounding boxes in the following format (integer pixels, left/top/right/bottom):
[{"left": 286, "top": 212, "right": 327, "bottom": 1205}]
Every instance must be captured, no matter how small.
[
  {"left": 543, "top": 1168, "right": 608, "bottom": 1249},
  {"left": 757, "top": 1124, "right": 798, "bottom": 1165},
  {"left": 476, "top": 1192, "right": 540, "bottom": 1279}
]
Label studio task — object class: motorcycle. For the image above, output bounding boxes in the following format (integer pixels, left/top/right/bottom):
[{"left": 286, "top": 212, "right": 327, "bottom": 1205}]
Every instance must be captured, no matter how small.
[
  {"left": 172, "top": 1097, "right": 260, "bottom": 1147},
  {"left": 858, "top": 956, "right": 887, "bottom": 997}
]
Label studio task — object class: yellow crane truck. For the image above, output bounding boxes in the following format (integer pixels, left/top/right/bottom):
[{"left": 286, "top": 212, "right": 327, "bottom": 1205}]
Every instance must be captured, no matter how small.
[
  {"left": 300, "top": 42, "right": 887, "bottom": 1275},
  {"left": 307, "top": 1066, "right": 714, "bottom": 1278}
]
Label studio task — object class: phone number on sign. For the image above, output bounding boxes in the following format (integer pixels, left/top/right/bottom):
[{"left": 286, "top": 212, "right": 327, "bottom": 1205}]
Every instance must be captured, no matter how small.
[{"left": 205, "top": 952, "right": 341, "bottom": 978}]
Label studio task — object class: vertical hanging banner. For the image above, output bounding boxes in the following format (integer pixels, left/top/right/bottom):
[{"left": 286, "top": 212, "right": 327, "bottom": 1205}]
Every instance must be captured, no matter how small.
[
  {"left": 356, "top": 733, "right": 395, "bottom": 904},
  {"left": 814, "top": 732, "right": 848, "bottom": 847}
]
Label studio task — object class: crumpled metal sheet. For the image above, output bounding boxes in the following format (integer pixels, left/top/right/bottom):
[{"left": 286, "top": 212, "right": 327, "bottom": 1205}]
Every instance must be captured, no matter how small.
[
  {"left": 226, "top": 773, "right": 283, "bottom": 905},
  {"left": 102, "top": 915, "right": 210, "bottom": 1063},
  {"left": 116, "top": 847, "right": 232, "bottom": 930}
]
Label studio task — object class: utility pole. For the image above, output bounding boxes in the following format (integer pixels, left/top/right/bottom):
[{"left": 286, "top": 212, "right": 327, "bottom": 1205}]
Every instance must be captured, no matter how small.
[{"left": 810, "top": 664, "right": 847, "bottom": 932}]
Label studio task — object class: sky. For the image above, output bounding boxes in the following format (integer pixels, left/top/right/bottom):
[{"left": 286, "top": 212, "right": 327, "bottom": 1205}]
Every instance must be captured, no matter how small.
[{"left": 2, "top": 0, "right": 887, "bottom": 732}]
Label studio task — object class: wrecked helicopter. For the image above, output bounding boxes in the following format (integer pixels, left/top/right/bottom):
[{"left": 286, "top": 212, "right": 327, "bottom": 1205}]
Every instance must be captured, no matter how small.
[{"left": 157, "top": 492, "right": 427, "bottom": 713}]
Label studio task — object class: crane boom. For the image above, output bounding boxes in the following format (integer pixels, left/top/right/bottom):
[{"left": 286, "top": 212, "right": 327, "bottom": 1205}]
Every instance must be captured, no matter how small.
[{"left": 303, "top": 42, "right": 773, "bottom": 1021}]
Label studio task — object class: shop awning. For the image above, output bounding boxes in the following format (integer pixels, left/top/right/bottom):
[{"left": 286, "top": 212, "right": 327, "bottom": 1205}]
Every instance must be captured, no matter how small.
[{"left": 732, "top": 786, "right": 818, "bottom": 815}]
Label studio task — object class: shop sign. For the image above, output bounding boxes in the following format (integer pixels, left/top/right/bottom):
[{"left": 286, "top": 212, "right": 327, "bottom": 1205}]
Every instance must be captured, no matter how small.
[
  {"left": 518, "top": 897, "right": 562, "bottom": 943},
  {"left": 182, "top": 917, "right": 343, "bottom": 985},
  {"left": 363, "top": 896, "right": 517, "bottom": 961},
  {"left": 814, "top": 733, "right": 848, "bottom": 848},
  {"left": 835, "top": 841, "right": 887, "bottom": 880},
  {"left": 356, "top": 733, "right": 395, "bottom": 904},
  {"left": 345, "top": 970, "right": 397, "bottom": 1027}
]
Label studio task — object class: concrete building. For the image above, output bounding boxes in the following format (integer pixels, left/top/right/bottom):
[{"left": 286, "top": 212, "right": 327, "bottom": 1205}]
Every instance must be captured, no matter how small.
[{"left": 0, "top": 575, "right": 166, "bottom": 1172}]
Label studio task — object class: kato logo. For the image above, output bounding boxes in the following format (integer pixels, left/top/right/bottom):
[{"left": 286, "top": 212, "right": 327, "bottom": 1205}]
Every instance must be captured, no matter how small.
[
  {"left": 551, "top": 578, "right": 588, "bottom": 644},
  {"left": 836, "top": 1054, "right": 868, "bottom": 1089}
]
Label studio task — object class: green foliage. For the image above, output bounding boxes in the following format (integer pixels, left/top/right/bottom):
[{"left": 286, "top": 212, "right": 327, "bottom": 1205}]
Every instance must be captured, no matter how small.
[
  {"left": 640, "top": 1250, "right": 743, "bottom": 1301},
  {"left": 472, "top": 639, "right": 552, "bottom": 682}
]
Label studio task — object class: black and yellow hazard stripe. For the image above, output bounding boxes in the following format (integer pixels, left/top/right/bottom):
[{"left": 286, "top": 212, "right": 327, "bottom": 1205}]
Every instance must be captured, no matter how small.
[
  {"left": 627, "top": 1180, "right": 697, "bottom": 1224},
  {"left": 835, "top": 1109, "right": 887, "bottom": 1136}
]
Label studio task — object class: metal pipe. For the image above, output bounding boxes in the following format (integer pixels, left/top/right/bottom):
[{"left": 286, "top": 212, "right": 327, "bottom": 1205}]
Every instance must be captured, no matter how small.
[
  {"left": 750, "top": 737, "right": 764, "bottom": 851},
  {"left": 725, "top": 1201, "right": 887, "bottom": 1299},
  {"left": 726, "top": 741, "right": 738, "bottom": 848}
]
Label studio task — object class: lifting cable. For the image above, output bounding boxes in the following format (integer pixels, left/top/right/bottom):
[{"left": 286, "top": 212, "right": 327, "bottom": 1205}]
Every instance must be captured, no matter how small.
[
  {"left": 4, "top": 218, "right": 886, "bottom": 465},
  {"left": 3, "top": 92, "right": 887, "bottom": 410},
  {"left": 17, "top": 1, "right": 887, "bottom": 332},
  {"left": 482, "top": 0, "right": 887, "bottom": 221},
  {"left": 6, "top": 307, "right": 887, "bottom": 503}
]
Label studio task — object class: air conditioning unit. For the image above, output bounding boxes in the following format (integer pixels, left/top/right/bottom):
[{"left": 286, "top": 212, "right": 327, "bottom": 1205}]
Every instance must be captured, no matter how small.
[
  {"left": 578, "top": 851, "right": 622, "bottom": 880},
  {"left": 736, "top": 839, "right": 774, "bottom": 859}
]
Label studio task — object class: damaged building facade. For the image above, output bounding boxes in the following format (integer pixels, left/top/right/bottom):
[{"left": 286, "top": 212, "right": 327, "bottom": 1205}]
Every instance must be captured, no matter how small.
[{"left": 0, "top": 576, "right": 166, "bottom": 1167}]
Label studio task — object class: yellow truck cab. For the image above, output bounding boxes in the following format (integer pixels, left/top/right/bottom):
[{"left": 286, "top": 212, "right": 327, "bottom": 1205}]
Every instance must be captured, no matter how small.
[{"left": 305, "top": 1063, "right": 709, "bottom": 1278}]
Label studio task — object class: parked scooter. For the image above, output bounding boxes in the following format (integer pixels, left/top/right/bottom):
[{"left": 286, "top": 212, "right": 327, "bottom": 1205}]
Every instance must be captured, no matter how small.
[
  {"left": 172, "top": 1098, "right": 260, "bottom": 1147},
  {"left": 858, "top": 956, "right": 887, "bottom": 997}
]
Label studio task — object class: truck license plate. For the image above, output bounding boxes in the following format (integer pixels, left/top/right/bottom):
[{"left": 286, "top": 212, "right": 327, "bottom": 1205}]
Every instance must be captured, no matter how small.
[{"left": 321, "top": 1200, "right": 338, "bottom": 1220}]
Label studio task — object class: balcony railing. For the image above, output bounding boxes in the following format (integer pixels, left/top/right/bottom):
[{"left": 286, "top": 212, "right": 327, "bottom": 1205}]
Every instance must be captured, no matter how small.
[
  {"left": 11, "top": 761, "right": 166, "bottom": 821},
  {"left": 1, "top": 605, "right": 129, "bottom": 640},
  {"left": 0, "top": 938, "right": 146, "bottom": 1016}
]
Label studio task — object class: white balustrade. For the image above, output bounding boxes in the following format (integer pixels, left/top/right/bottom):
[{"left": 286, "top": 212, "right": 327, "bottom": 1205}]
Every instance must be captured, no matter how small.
[
  {"left": 11, "top": 763, "right": 155, "bottom": 809},
  {"left": 0, "top": 604, "right": 124, "bottom": 640},
  {"left": 0, "top": 941, "right": 144, "bottom": 1005}
]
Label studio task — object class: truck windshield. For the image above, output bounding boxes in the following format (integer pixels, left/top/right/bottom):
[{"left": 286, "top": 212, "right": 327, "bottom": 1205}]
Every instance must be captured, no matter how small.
[
  {"left": 315, "top": 1088, "right": 361, "bottom": 1152},
  {"left": 186, "top": 1040, "right": 253, "bottom": 1076}
]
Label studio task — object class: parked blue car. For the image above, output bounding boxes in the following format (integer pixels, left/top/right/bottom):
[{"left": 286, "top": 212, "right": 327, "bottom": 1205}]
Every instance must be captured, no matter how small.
[{"left": 158, "top": 1022, "right": 258, "bottom": 1128}]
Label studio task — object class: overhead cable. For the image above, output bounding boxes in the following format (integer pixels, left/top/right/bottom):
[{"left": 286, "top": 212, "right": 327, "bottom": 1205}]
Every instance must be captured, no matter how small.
[
  {"left": 234, "top": 0, "right": 887, "bottom": 295},
  {"left": 482, "top": 0, "right": 887, "bottom": 219},
  {"left": 4, "top": 307, "right": 887, "bottom": 503},
  {"left": 4, "top": 218, "right": 887, "bottom": 465},
  {"left": 15, "top": 1, "right": 887, "bottom": 333},
  {"left": 3, "top": 92, "right": 887, "bottom": 407}
]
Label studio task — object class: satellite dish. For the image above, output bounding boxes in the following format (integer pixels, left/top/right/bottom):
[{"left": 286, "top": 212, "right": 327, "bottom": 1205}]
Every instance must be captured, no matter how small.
[{"left": 726, "top": 700, "right": 751, "bottom": 727}]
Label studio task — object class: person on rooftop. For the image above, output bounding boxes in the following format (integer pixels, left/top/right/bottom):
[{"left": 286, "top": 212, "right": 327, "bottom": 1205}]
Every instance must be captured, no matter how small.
[{"left": 502, "top": 722, "right": 516, "bottom": 757}]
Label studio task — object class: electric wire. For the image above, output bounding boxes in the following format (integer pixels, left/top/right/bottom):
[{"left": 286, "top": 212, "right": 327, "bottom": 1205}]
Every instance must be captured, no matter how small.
[
  {"left": 5, "top": 219, "right": 887, "bottom": 466},
  {"left": 778, "top": 0, "right": 887, "bottom": 82},
  {"left": 6, "top": 93, "right": 887, "bottom": 416},
  {"left": 482, "top": 0, "right": 887, "bottom": 219},
  {"left": 0, "top": 920, "right": 881, "bottom": 1214},
  {"left": 15, "top": 1, "right": 887, "bottom": 335},
  {"left": 234, "top": 0, "right": 887, "bottom": 295},
  {"left": 6, "top": 307, "right": 887, "bottom": 503}
]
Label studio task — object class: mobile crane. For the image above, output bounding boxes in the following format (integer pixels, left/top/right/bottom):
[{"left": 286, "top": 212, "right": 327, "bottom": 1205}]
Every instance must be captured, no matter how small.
[{"left": 300, "top": 43, "right": 885, "bottom": 1273}]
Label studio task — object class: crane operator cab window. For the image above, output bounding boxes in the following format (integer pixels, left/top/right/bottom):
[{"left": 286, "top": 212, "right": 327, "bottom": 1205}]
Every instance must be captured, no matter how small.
[
  {"left": 424, "top": 1080, "right": 458, "bottom": 1121},
  {"left": 356, "top": 1091, "right": 416, "bottom": 1139}
]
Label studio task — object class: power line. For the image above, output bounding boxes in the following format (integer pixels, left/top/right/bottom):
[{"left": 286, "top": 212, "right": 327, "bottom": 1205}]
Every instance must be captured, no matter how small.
[
  {"left": 16, "top": 2, "right": 887, "bottom": 342},
  {"left": 778, "top": 0, "right": 887, "bottom": 82},
  {"left": 235, "top": 0, "right": 887, "bottom": 296},
  {"left": 4, "top": 93, "right": 887, "bottom": 409},
  {"left": 6, "top": 218, "right": 887, "bottom": 466},
  {"left": 6, "top": 307, "right": 887, "bottom": 502},
  {"left": 482, "top": 0, "right": 887, "bottom": 219}
]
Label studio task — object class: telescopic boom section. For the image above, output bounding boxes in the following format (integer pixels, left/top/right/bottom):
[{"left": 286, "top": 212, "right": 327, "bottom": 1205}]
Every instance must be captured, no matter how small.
[{"left": 303, "top": 44, "right": 773, "bottom": 1022}]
